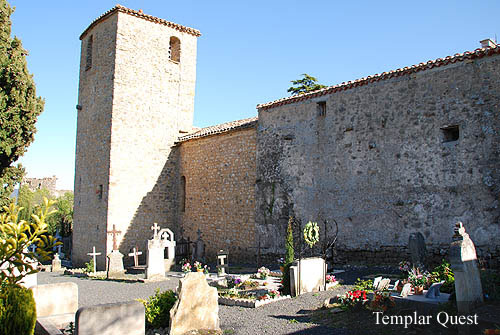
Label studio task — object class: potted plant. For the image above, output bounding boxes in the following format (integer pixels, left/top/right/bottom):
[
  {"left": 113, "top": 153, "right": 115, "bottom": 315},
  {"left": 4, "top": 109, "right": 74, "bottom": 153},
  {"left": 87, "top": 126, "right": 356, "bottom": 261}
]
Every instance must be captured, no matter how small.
[
  {"left": 181, "top": 262, "right": 191, "bottom": 274},
  {"left": 257, "top": 267, "right": 270, "bottom": 280},
  {"left": 408, "top": 267, "right": 429, "bottom": 295},
  {"left": 193, "top": 261, "right": 203, "bottom": 272}
]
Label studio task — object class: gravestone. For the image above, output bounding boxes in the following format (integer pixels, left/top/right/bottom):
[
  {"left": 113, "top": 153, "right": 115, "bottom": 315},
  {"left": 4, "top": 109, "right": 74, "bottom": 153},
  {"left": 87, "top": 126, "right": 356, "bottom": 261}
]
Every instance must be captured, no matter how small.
[
  {"left": 128, "top": 247, "right": 142, "bottom": 267},
  {"left": 425, "top": 280, "right": 445, "bottom": 299},
  {"left": 400, "top": 283, "right": 412, "bottom": 298},
  {"left": 75, "top": 300, "right": 145, "bottom": 335},
  {"left": 373, "top": 276, "right": 382, "bottom": 289},
  {"left": 146, "top": 225, "right": 166, "bottom": 280},
  {"left": 107, "top": 225, "right": 125, "bottom": 278},
  {"left": 409, "top": 232, "right": 427, "bottom": 267},
  {"left": 192, "top": 229, "right": 206, "bottom": 263},
  {"left": 391, "top": 280, "right": 400, "bottom": 291},
  {"left": 87, "top": 246, "right": 101, "bottom": 274},
  {"left": 290, "top": 257, "right": 326, "bottom": 296},
  {"left": 159, "top": 227, "right": 176, "bottom": 272},
  {"left": 169, "top": 272, "right": 220, "bottom": 335},
  {"left": 31, "top": 282, "right": 78, "bottom": 329},
  {"left": 377, "top": 278, "right": 391, "bottom": 291},
  {"left": 52, "top": 253, "right": 62, "bottom": 272},
  {"left": 449, "top": 222, "right": 484, "bottom": 314},
  {"left": 217, "top": 250, "right": 228, "bottom": 276}
]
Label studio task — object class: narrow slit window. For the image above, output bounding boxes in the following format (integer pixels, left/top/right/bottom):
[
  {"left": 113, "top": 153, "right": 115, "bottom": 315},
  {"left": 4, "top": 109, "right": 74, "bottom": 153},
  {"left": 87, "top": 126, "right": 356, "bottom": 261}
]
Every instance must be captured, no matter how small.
[
  {"left": 317, "top": 101, "right": 326, "bottom": 117},
  {"left": 441, "top": 125, "right": 459, "bottom": 143},
  {"left": 85, "top": 35, "right": 93, "bottom": 71},
  {"left": 97, "top": 184, "right": 103, "bottom": 200},
  {"left": 169, "top": 36, "right": 181, "bottom": 63},
  {"left": 180, "top": 176, "right": 186, "bottom": 212}
]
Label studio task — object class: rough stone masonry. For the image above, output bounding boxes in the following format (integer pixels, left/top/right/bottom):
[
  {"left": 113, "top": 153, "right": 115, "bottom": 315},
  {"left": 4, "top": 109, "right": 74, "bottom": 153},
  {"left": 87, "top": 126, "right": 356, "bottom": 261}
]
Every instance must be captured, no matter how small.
[{"left": 73, "top": 5, "right": 500, "bottom": 268}]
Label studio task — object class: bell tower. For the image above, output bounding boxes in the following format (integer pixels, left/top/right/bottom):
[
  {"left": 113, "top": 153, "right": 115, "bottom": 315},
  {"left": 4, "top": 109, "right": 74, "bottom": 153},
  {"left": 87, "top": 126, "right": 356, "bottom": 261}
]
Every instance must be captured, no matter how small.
[{"left": 73, "top": 5, "right": 200, "bottom": 269}]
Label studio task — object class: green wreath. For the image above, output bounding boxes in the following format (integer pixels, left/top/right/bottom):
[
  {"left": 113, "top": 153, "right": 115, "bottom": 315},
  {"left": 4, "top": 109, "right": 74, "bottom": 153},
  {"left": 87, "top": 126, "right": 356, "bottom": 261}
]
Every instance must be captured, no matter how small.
[{"left": 303, "top": 221, "right": 320, "bottom": 248}]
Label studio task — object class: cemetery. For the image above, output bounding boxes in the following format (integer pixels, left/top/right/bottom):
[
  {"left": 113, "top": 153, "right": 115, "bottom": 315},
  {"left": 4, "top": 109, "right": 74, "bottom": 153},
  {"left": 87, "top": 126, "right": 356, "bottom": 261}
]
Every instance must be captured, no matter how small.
[{"left": 2, "top": 201, "right": 500, "bottom": 335}]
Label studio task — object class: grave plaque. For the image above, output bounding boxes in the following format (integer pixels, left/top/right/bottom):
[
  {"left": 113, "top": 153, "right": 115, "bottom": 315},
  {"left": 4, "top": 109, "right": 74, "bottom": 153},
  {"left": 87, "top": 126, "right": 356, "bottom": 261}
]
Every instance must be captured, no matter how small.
[
  {"left": 373, "top": 276, "right": 382, "bottom": 289},
  {"left": 378, "top": 278, "right": 391, "bottom": 291},
  {"left": 400, "top": 283, "right": 412, "bottom": 298},
  {"left": 425, "top": 280, "right": 445, "bottom": 299}
]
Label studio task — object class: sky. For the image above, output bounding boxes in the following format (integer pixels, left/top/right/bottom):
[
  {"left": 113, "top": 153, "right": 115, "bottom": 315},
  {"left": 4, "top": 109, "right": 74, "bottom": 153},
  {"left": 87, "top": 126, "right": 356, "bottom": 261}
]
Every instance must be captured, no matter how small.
[{"left": 8, "top": 0, "right": 500, "bottom": 190}]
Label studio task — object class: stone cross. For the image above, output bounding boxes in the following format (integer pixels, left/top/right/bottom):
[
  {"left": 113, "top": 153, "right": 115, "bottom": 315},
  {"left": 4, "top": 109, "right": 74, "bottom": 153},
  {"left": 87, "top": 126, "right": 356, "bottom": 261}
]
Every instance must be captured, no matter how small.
[
  {"left": 28, "top": 244, "right": 37, "bottom": 253},
  {"left": 87, "top": 246, "right": 101, "bottom": 274},
  {"left": 56, "top": 244, "right": 63, "bottom": 256},
  {"left": 217, "top": 250, "right": 228, "bottom": 276},
  {"left": 449, "top": 222, "right": 484, "bottom": 314},
  {"left": 128, "top": 247, "right": 142, "bottom": 267},
  {"left": 107, "top": 224, "right": 122, "bottom": 251},
  {"left": 151, "top": 222, "right": 161, "bottom": 238}
]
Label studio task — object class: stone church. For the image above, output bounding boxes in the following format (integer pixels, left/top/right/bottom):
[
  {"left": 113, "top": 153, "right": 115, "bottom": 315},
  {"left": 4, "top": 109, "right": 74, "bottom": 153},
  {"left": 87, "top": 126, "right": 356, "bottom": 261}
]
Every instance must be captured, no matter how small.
[{"left": 73, "top": 5, "right": 500, "bottom": 270}]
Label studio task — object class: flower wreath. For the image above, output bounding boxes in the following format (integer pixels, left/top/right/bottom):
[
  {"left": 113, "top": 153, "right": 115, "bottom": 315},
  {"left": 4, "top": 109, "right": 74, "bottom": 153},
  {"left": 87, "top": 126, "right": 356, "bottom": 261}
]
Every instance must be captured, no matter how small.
[{"left": 303, "top": 221, "right": 320, "bottom": 248}]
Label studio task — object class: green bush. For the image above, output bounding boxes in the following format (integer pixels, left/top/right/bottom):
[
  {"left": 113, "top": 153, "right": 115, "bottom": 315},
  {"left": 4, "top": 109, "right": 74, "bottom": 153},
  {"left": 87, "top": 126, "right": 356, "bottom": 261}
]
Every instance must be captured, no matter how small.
[
  {"left": 84, "top": 258, "right": 94, "bottom": 273},
  {"left": 137, "top": 289, "right": 177, "bottom": 329},
  {"left": 430, "top": 259, "right": 454, "bottom": 293},
  {"left": 281, "top": 217, "right": 295, "bottom": 295},
  {"left": 0, "top": 284, "right": 37, "bottom": 335},
  {"left": 353, "top": 278, "right": 374, "bottom": 292}
]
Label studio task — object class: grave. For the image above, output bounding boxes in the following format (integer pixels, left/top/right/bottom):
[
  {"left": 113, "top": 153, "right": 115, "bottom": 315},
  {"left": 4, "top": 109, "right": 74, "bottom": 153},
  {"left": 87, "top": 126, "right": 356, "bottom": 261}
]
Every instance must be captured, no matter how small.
[
  {"left": 217, "top": 250, "right": 228, "bottom": 276},
  {"left": 170, "top": 272, "right": 220, "bottom": 335},
  {"left": 87, "top": 246, "right": 101, "bottom": 274},
  {"left": 449, "top": 222, "right": 484, "bottom": 314},
  {"left": 107, "top": 225, "right": 125, "bottom": 279},
  {"left": 146, "top": 223, "right": 176, "bottom": 280},
  {"left": 409, "top": 232, "right": 427, "bottom": 267},
  {"left": 31, "top": 282, "right": 78, "bottom": 330},
  {"left": 128, "top": 247, "right": 142, "bottom": 267},
  {"left": 75, "top": 300, "right": 145, "bottom": 335},
  {"left": 289, "top": 257, "right": 326, "bottom": 296},
  {"left": 51, "top": 253, "right": 62, "bottom": 272},
  {"left": 191, "top": 228, "right": 206, "bottom": 263}
]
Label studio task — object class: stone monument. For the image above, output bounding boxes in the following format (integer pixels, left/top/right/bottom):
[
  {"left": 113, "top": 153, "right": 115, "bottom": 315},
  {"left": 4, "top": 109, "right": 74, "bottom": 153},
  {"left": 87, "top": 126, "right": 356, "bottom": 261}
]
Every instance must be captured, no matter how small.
[
  {"left": 449, "top": 222, "right": 483, "bottom": 314},
  {"left": 169, "top": 272, "right": 220, "bottom": 335},
  {"left": 51, "top": 253, "right": 62, "bottom": 272},
  {"left": 146, "top": 223, "right": 176, "bottom": 280},
  {"left": 191, "top": 229, "right": 206, "bottom": 263},
  {"left": 106, "top": 225, "right": 125, "bottom": 279},
  {"left": 159, "top": 227, "right": 176, "bottom": 272},
  {"left": 216, "top": 250, "right": 228, "bottom": 276},
  {"left": 408, "top": 232, "right": 427, "bottom": 267}
]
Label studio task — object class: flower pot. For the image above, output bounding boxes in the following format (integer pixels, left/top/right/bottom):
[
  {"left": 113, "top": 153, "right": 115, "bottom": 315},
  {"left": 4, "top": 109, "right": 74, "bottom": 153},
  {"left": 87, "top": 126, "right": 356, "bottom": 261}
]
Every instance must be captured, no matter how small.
[
  {"left": 413, "top": 286, "right": 424, "bottom": 295},
  {"left": 197, "top": 268, "right": 203, "bottom": 273},
  {"left": 280, "top": 266, "right": 285, "bottom": 273}
]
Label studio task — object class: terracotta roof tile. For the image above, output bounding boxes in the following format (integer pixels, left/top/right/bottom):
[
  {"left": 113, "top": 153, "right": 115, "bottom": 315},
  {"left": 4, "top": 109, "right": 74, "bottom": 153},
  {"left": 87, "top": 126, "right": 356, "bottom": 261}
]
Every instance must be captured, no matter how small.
[
  {"left": 80, "top": 4, "right": 201, "bottom": 40},
  {"left": 176, "top": 117, "right": 258, "bottom": 143},
  {"left": 257, "top": 46, "right": 500, "bottom": 110}
]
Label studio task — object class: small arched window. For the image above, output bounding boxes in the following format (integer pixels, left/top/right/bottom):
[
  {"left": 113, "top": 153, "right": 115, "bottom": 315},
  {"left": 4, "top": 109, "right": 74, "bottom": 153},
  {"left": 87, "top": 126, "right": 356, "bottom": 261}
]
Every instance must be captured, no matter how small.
[{"left": 169, "top": 36, "right": 181, "bottom": 63}]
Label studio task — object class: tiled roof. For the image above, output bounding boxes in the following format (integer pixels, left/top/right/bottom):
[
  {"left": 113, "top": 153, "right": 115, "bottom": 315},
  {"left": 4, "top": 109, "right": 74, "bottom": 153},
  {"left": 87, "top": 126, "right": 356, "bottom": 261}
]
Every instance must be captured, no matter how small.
[
  {"left": 176, "top": 117, "right": 258, "bottom": 143},
  {"left": 257, "top": 46, "right": 500, "bottom": 111},
  {"left": 80, "top": 4, "right": 201, "bottom": 40}
]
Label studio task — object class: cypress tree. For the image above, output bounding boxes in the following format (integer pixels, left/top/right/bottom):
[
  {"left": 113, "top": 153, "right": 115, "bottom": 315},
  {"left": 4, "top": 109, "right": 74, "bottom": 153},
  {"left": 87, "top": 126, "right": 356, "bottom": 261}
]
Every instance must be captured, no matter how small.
[
  {"left": 0, "top": 0, "right": 44, "bottom": 208},
  {"left": 281, "top": 216, "right": 295, "bottom": 295}
]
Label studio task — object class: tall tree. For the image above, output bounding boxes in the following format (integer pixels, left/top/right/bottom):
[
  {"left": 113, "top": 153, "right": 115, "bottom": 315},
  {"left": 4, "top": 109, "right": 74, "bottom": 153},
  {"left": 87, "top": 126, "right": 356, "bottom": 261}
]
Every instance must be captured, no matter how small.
[
  {"left": 287, "top": 73, "right": 326, "bottom": 96},
  {"left": 0, "top": 0, "right": 44, "bottom": 208}
]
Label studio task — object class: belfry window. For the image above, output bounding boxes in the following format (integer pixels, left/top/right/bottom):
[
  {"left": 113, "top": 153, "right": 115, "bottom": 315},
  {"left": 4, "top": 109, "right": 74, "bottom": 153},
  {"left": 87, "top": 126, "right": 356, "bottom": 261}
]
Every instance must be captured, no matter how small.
[
  {"left": 169, "top": 36, "right": 181, "bottom": 63},
  {"left": 85, "top": 35, "right": 93, "bottom": 71}
]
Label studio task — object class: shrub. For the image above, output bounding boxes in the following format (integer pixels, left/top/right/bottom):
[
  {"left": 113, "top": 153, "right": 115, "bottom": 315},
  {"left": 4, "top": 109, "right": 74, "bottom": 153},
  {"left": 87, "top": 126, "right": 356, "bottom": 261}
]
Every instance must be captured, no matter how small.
[
  {"left": 0, "top": 284, "right": 37, "bottom": 335},
  {"left": 353, "top": 278, "right": 374, "bottom": 292},
  {"left": 281, "top": 217, "right": 294, "bottom": 295},
  {"left": 137, "top": 289, "right": 177, "bottom": 329},
  {"left": 430, "top": 259, "right": 454, "bottom": 293},
  {"left": 84, "top": 258, "right": 94, "bottom": 273}
]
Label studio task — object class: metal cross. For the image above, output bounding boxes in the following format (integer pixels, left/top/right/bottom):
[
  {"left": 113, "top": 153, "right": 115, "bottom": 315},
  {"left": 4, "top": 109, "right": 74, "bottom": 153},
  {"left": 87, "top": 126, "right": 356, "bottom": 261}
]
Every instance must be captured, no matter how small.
[
  {"left": 107, "top": 224, "right": 122, "bottom": 251},
  {"left": 87, "top": 246, "right": 101, "bottom": 273},
  {"left": 151, "top": 222, "right": 161, "bottom": 238},
  {"left": 128, "top": 247, "right": 142, "bottom": 267}
]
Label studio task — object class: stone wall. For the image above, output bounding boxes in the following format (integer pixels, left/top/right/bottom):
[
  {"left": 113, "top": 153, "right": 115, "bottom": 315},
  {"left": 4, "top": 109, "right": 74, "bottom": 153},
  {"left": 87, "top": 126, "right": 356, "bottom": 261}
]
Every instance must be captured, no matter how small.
[
  {"left": 178, "top": 127, "right": 257, "bottom": 262},
  {"left": 256, "top": 53, "right": 500, "bottom": 266},
  {"left": 22, "top": 176, "right": 57, "bottom": 192},
  {"left": 73, "top": 8, "right": 199, "bottom": 269}
]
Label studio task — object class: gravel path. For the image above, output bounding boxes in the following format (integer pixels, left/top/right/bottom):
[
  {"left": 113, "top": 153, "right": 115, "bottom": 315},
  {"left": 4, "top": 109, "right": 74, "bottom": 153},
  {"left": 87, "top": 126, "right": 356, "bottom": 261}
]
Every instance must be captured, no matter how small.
[{"left": 38, "top": 269, "right": 376, "bottom": 335}]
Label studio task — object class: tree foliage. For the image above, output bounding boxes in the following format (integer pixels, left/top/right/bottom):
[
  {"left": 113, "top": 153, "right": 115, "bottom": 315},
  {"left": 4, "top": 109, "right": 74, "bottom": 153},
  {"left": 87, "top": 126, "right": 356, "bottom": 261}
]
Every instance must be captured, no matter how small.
[
  {"left": 0, "top": 198, "right": 59, "bottom": 285},
  {"left": 47, "top": 191, "right": 73, "bottom": 237},
  {"left": 287, "top": 73, "right": 326, "bottom": 96},
  {"left": 0, "top": 0, "right": 44, "bottom": 208}
]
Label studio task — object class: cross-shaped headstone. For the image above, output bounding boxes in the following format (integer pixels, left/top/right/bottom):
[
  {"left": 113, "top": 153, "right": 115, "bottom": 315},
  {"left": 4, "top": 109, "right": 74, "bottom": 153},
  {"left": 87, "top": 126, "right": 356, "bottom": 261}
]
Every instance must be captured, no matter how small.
[
  {"left": 56, "top": 244, "right": 63, "bottom": 257},
  {"left": 128, "top": 247, "right": 143, "bottom": 267},
  {"left": 28, "top": 244, "right": 37, "bottom": 253},
  {"left": 151, "top": 223, "right": 161, "bottom": 238},
  {"left": 87, "top": 246, "right": 101, "bottom": 274},
  {"left": 107, "top": 224, "right": 122, "bottom": 251}
]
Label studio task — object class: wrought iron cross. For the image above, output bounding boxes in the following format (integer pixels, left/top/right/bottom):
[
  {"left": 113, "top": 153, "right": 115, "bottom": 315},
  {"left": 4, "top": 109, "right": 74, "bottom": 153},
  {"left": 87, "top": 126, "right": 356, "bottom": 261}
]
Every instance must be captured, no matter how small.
[{"left": 107, "top": 224, "right": 122, "bottom": 251}]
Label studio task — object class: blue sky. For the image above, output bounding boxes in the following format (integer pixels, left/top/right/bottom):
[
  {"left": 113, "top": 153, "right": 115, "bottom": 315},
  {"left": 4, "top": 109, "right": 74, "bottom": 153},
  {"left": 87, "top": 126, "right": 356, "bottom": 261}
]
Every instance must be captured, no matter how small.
[{"left": 9, "top": 0, "right": 499, "bottom": 190}]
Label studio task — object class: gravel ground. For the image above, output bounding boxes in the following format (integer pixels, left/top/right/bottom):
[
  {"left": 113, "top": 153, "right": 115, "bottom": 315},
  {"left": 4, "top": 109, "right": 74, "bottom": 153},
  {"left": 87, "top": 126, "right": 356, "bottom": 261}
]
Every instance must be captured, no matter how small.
[{"left": 38, "top": 267, "right": 389, "bottom": 335}]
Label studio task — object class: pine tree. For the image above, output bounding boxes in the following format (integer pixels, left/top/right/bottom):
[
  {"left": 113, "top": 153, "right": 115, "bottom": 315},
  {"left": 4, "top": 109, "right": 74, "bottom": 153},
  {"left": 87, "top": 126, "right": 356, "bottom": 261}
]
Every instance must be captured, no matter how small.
[
  {"left": 0, "top": 0, "right": 44, "bottom": 208},
  {"left": 287, "top": 73, "right": 326, "bottom": 96}
]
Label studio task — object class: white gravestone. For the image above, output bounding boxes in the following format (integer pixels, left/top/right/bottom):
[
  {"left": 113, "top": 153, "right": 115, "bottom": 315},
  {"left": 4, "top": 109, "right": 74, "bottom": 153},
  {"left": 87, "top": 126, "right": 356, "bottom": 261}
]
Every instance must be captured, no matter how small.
[
  {"left": 449, "top": 222, "right": 484, "bottom": 314},
  {"left": 146, "top": 224, "right": 176, "bottom": 279},
  {"left": 290, "top": 257, "right": 326, "bottom": 296}
]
